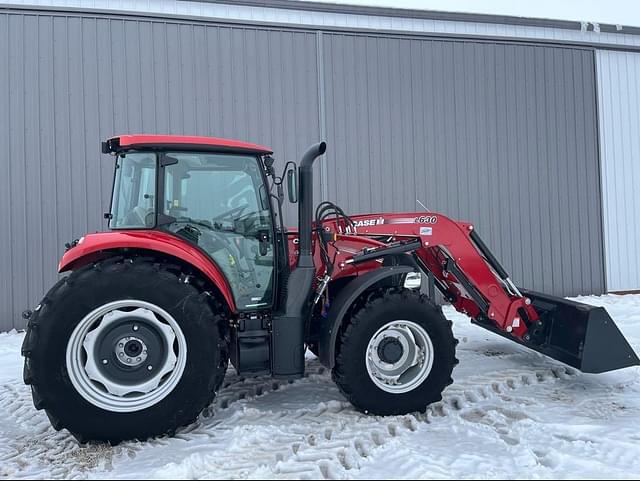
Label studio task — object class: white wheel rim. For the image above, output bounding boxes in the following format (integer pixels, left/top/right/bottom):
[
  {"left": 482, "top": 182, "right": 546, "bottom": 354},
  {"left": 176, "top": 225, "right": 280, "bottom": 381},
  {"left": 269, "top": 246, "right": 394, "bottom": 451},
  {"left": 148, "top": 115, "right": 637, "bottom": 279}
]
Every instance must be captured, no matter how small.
[
  {"left": 366, "top": 320, "right": 434, "bottom": 394},
  {"left": 66, "top": 300, "right": 187, "bottom": 413}
]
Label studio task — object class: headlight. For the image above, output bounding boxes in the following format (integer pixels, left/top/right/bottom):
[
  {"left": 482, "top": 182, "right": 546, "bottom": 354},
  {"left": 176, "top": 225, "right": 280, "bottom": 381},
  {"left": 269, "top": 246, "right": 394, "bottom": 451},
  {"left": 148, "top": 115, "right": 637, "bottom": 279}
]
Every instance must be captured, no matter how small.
[{"left": 404, "top": 272, "right": 422, "bottom": 290}]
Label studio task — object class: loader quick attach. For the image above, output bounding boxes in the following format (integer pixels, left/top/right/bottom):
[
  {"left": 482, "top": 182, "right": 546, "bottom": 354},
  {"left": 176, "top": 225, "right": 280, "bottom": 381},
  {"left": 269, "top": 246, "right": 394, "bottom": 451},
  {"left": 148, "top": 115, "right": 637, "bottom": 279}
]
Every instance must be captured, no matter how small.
[{"left": 21, "top": 135, "right": 639, "bottom": 444}]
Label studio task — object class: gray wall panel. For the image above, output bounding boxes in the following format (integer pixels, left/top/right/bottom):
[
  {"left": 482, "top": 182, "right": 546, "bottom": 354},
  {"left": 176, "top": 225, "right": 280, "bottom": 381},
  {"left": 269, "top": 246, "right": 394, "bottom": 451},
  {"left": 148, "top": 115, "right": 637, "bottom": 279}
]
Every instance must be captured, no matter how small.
[
  {"left": 0, "top": 10, "right": 604, "bottom": 330},
  {"left": 8, "top": 14, "right": 27, "bottom": 328},
  {"left": 322, "top": 34, "right": 604, "bottom": 297},
  {"left": 0, "top": 12, "right": 319, "bottom": 330},
  {"left": 1, "top": 15, "right": 11, "bottom": 324}
]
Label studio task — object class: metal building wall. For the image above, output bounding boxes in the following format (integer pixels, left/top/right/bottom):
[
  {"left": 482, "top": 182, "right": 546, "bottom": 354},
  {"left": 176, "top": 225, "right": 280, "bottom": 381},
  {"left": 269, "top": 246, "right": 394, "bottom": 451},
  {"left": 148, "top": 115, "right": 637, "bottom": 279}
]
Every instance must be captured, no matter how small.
[
  {"left": 0, "top": 11, "right": 320, "bottom": 331},
  {"left": 322, "top": 34, "right": 604, "bottom": 297},
  {"left": 596, "top": 50, "right": 640, "bottom": 292},
  {"left": 0, "top": 9, "right": 605, "bottom": 331}
]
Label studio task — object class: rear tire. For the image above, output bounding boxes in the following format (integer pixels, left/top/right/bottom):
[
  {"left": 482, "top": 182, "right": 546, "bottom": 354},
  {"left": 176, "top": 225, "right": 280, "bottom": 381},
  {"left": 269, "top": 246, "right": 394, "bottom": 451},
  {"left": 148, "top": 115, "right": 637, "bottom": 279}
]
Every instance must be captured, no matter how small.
[
  {"left": 333, "top": 289, "right": 457, "bottom": 415},
  {"left": 22, "top": 256, "right": 229, "bottom": 444}
]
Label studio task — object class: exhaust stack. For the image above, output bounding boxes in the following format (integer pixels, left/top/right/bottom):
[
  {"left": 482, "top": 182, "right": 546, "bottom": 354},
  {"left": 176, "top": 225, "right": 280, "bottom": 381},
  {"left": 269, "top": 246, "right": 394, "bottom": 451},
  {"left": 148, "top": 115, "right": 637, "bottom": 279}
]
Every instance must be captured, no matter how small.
[
  {"left": 271, "top": 141, "right": 326, "bottom": 380},
  {"left": 297, "top": 141, "right": 327, "bottom": 268}
]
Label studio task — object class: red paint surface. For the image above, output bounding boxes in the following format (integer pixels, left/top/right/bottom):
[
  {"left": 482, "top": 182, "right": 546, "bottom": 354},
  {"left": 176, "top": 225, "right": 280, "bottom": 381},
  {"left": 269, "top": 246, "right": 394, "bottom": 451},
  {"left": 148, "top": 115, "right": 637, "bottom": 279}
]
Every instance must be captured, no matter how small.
[
  {"left": 111, "top": 135, "right": 273, "bottom": 155},
  {"left": 59, "top": 230, "right": 237, "bottom": 312}
]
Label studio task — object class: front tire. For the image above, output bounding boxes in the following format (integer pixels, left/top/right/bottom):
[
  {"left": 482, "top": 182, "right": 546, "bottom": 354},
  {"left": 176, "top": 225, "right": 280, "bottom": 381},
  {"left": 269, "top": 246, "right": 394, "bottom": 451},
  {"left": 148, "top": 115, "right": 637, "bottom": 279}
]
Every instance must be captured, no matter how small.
[
  {"left": 333, "top": 289, "right": 458, "bottom": 415},
  {"left": 22, "top": 256, "right": 229, "bottom": 443}
]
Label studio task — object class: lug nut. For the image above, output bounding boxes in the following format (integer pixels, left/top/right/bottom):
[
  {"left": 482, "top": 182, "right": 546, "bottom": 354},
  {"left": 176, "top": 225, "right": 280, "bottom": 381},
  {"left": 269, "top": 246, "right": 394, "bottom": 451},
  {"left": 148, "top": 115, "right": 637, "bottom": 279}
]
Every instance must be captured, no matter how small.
[
  {"left": 147, "top": 365, "right": 153, "bottom": 371},
  {"left": 102, "top": 359, "right": 108, "bottom": 365},
  {"left": 133, "top": 325, "right": 139, "bottom": 331}
]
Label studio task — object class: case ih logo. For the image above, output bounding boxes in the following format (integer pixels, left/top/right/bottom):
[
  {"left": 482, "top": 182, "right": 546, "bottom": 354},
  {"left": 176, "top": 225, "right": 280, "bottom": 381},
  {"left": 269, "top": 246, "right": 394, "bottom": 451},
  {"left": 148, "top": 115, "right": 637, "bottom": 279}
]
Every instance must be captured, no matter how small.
[
  {"left": 339, "top": 217, "right": 385, "bottom": 234},
  {"left": 353, "top": 218, "right": 385, "bottom": 228}
]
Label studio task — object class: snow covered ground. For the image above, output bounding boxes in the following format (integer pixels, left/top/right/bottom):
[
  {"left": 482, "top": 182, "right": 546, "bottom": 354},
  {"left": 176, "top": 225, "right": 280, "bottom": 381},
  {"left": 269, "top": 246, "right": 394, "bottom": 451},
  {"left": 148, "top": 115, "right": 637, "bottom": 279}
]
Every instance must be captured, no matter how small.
[{"left": 0, "top": 294, "right": 639, "bottom": 479}]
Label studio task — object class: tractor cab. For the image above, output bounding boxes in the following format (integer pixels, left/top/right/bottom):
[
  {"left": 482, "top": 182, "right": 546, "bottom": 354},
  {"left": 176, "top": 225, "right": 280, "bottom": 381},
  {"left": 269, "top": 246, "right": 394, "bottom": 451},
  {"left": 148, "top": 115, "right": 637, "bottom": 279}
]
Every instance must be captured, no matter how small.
[
  {"left": 103, "top": 135, "right": 281, "bottom": 312},
  {"left": 97, "top": 135, "right": 327, "bottom": 382}
]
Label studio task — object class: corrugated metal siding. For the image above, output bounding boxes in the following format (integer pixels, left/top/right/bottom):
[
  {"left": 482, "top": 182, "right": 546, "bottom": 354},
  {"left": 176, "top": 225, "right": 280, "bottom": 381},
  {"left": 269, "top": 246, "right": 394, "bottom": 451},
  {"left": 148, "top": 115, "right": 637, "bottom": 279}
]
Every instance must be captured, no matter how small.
[
  {"left": 322, "top": 34, "right": 604, "bottom": 297},
  {"left": 596, "top": 50, "right": 640, "bottom": 291},
  {"left": 4, "top": 0, "right": 640, "bottom": 48},
  {"left": 0, "top": 9, "right": 606, "bottom": 331},
  {"left": 0, "top": 11, "right": 319, "bottom": 331}
]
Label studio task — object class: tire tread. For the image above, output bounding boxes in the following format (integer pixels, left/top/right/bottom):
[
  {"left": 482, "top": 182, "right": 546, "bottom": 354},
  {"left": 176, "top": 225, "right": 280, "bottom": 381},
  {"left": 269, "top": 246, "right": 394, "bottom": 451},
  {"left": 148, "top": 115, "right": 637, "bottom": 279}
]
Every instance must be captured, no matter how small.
[
  {"left": 22, "top": 255, "right": 229, "bottom": 444},
  {"left": 333, "top": 288, "right": 458, "bottom": 415}
]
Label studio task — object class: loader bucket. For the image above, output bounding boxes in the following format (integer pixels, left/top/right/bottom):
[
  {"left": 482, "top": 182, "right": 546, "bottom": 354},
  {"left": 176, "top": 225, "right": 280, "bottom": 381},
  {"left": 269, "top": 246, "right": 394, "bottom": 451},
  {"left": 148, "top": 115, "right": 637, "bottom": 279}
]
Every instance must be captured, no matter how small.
[{"left": 475, "top": 290, "right": 640, "bottom": 373}]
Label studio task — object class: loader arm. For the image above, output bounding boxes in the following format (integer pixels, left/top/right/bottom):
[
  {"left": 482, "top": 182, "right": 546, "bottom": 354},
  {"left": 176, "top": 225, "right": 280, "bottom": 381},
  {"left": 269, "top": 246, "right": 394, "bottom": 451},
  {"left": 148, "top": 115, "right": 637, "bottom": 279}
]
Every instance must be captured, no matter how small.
[
  {"left": 323, "top": 212, "right": 639, "bottom": 373},
  {"left": 330, "top": 213, "right": 536, "bottom": 339}
]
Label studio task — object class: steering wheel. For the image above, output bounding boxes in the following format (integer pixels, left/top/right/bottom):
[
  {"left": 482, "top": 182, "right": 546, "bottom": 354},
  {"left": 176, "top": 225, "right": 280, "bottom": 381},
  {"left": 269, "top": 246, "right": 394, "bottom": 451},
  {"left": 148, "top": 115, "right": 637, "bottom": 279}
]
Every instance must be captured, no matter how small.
[{"left": 212, "top": 204, "right": 248, "bottom": 222}]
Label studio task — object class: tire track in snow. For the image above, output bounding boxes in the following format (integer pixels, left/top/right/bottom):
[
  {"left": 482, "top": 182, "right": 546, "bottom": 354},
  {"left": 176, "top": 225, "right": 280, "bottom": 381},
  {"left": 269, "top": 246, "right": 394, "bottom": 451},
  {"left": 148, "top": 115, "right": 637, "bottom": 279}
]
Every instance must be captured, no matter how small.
[
  {"left": 0, "top": 359, "right": 328, "bottom": 479},
  {"left": 0, "top": 378, "right": 122, "bottom": 479},
  {"left": 141, "top": 362, "right": 345, "bottom": 479},
  {"left": 0, "top": 339, "right": 582, "bottom": 480},
  {"left": 275, "top": 366, "right": 577, "bottom": 479},
  {"left": 154, "top": 365, "right": 577, "bottom": 480},
  {"left": 205, "top": 360, "right": 329, "bottom": 415}
]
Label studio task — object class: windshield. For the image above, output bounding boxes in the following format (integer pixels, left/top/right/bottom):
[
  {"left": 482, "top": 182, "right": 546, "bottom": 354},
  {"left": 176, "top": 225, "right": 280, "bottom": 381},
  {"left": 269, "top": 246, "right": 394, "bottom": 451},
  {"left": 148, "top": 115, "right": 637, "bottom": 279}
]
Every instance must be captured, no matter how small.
[
  {"left": 109, "top": 153, "right": 157, "bottom": 229},
  {"left": 162, "top": 153, "right": 274, "bottom": 310}
]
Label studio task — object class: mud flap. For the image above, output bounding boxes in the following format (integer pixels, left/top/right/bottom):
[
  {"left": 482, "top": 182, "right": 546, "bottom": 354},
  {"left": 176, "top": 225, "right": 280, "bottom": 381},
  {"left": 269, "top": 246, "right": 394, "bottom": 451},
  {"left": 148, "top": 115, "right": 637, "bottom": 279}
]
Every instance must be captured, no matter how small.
[{"left": 473, "top": 289, "right": 640, "bottom": 374}]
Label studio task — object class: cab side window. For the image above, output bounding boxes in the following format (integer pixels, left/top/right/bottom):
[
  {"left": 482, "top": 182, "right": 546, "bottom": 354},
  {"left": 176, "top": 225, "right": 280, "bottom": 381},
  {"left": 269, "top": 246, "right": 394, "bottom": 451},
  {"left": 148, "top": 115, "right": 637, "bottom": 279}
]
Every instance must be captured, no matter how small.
[{"left": 110, "top": 153, "right": 157, "bottom": 229}]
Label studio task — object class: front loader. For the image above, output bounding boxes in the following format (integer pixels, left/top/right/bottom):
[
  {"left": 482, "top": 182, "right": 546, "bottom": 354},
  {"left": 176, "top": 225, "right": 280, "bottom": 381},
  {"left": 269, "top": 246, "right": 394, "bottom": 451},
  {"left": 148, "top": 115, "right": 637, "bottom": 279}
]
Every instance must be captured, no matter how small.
[{"left": 21, "top": 135, "right": 639, "bottom": 443}]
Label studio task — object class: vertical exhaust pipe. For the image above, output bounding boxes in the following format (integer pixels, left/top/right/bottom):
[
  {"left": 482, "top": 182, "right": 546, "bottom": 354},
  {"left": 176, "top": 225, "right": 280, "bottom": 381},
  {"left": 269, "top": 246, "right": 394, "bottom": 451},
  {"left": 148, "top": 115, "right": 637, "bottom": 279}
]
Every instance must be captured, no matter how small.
[
  {"left": 297, "top": 141, "right": 327, "bottom": 268},
  {"left": 272, "top": 141, "right": 326, "bottom": 379}
]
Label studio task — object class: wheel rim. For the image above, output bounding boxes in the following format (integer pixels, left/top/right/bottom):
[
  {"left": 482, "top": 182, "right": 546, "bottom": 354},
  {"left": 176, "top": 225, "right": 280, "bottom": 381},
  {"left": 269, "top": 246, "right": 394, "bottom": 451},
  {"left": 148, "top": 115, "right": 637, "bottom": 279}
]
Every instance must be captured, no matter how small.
[
  {"left": 66, "top": 300, "right": 187, "bottom": 413},
  {"left": 365, "top": 320, "right": 434, "bottom": 394}
]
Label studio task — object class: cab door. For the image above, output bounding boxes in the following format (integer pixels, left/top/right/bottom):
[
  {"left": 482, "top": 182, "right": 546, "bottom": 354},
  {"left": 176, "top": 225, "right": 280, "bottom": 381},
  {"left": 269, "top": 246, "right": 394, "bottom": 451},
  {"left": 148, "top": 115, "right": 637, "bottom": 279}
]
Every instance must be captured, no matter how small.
[{"left": 160, "top": 152, "right": 275, "bottom": 310}]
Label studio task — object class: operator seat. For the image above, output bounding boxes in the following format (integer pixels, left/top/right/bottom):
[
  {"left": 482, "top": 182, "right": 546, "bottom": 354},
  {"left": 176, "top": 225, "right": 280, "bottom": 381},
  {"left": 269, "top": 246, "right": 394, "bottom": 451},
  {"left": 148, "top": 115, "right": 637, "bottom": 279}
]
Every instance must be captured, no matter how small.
[{"left": 123, "top": 206, "right": 154, "bottom": 228}]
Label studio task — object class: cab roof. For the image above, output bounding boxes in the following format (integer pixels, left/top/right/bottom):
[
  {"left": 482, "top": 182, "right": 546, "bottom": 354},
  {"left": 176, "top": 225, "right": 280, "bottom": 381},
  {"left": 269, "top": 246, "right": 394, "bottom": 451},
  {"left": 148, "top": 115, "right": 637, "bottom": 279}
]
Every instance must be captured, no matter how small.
[{"left": 102, "top": 135, "right": 273, "bottom": 156}]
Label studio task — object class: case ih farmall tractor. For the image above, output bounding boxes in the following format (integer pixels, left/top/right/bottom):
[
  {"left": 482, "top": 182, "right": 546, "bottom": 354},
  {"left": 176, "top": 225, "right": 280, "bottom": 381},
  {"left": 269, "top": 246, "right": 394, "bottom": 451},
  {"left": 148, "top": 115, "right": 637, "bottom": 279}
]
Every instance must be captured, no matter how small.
[{"left": 22, "top": 135, "right": 639, "bottom": 443}]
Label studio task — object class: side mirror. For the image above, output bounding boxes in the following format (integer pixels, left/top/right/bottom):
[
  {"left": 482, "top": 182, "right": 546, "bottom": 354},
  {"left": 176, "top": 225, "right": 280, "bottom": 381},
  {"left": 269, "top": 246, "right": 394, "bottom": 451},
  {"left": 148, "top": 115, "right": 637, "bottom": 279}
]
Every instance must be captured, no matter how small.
[{"left": 287, "top": 167, "right": 298, "bottom": 204}]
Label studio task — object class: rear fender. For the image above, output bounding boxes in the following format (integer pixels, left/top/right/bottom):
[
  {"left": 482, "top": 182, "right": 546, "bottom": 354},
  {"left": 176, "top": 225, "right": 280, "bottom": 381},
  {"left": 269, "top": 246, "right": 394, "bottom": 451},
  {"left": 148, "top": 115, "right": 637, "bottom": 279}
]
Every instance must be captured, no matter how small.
[
  {"left": 59, "top": 231, "right": 237, "bottom": 312},
  {"left": 318, "top": 265, "right": 415, "bottom": 368}
]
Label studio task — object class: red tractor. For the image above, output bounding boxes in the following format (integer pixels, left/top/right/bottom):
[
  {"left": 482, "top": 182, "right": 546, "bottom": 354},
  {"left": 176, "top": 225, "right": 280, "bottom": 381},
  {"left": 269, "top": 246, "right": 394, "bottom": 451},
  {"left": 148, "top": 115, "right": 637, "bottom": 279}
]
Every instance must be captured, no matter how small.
[{"left": 22, "top": 136, "right": 639, "bottom": 443}]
